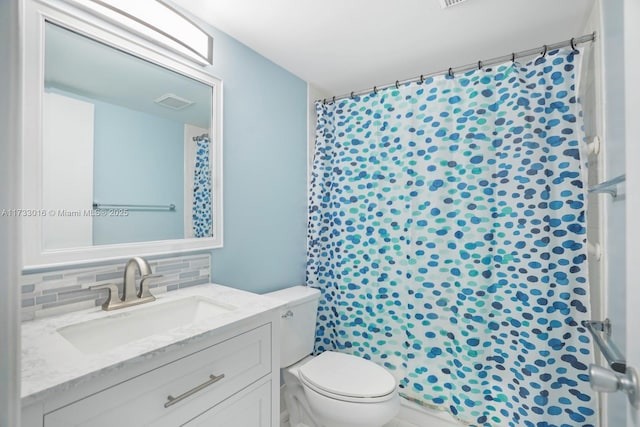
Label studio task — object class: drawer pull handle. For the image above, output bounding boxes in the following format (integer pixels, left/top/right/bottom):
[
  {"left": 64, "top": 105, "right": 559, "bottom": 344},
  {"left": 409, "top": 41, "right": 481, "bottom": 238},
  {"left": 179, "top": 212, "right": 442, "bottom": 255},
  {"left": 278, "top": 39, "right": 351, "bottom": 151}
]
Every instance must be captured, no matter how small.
[{"left": 164, "top": 373, "right": 225, "bottom": 408}]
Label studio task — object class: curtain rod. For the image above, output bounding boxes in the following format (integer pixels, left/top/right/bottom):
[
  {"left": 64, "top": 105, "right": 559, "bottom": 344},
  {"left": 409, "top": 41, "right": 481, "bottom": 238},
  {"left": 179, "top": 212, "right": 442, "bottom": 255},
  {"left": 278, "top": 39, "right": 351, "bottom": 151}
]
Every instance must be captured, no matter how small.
[{"left": 320, "top": 32, "right": 596, "bottom": 104}]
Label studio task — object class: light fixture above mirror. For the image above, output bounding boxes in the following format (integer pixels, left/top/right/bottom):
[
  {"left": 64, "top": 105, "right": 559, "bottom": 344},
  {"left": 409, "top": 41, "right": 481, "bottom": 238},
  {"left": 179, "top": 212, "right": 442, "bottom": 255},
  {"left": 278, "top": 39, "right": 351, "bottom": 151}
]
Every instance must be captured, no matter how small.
[{"left": 65, "top": 0, "right": 213, "bottom": 65}]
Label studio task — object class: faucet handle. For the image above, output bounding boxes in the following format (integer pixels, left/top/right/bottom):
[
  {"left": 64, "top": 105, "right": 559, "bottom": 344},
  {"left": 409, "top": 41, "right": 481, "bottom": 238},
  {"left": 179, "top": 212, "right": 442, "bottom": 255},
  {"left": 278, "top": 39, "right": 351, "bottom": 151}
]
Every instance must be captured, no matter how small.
[
  {"left": 138, "top": 274, "right": 163, "bottom": 299},
  {"left": 90, "top": 283, "right": 122, "bottom": 311}
]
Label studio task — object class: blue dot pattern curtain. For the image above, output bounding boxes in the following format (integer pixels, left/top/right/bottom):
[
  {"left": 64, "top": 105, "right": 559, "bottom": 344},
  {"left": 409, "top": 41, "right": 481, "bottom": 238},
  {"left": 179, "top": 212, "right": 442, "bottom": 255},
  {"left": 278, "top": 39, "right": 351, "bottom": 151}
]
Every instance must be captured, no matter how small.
[
  {"left": 193, "top": 134, "right": 212, "bottom": 238},
  {"left": 307, "top": 49, "right": 595, "bottom": 426}
]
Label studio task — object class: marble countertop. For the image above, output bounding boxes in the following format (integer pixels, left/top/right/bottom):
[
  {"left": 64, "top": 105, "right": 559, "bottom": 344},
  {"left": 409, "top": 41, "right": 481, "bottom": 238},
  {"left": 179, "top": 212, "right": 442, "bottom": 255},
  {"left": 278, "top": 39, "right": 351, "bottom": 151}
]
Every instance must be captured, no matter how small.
[{"left": 21, "top": 284, "right": 284, "bottom": 405}]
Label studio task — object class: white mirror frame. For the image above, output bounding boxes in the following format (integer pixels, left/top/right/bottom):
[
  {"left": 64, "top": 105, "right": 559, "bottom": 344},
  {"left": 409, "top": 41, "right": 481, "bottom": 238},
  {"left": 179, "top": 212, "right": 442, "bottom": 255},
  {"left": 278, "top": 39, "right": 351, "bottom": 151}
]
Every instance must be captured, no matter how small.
[{"left": 21, "top": 0, "right": 223, "bottom": 270}]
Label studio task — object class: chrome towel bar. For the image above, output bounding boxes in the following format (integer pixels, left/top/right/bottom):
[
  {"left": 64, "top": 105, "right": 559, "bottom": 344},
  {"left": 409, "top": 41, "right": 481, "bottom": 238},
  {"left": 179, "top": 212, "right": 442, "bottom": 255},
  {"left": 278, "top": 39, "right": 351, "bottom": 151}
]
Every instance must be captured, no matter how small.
[
  {"left": 588, "top": 174, "right": 626, "bottom": 197},
  {"left": 93, "top": 202, "right": 176, "bottom": 212},
  {"left": 582, "top": 319, "right": 626, "bottom": 373}
]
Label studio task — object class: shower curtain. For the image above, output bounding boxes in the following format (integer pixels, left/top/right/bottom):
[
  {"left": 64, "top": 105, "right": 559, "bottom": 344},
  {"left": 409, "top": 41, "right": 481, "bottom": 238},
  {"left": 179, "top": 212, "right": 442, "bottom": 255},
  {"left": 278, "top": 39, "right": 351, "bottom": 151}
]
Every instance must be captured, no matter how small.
[
  {"left": 307, "top": 49, "right": 595, "bottom": 427},
  {"left": 192, "top": 134, "right": 212, "bottom": 238}
]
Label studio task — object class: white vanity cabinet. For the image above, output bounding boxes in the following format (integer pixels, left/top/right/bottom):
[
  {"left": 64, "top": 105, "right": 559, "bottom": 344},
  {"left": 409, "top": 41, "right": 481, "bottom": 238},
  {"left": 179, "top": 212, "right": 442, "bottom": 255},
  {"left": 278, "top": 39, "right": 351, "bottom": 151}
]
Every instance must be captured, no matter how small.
[
  {"left": 43, "top": 324, "right": 272, "bottom": 427},
  {"left": 22, "top": 300, "right": 281, "bottom": 427}
]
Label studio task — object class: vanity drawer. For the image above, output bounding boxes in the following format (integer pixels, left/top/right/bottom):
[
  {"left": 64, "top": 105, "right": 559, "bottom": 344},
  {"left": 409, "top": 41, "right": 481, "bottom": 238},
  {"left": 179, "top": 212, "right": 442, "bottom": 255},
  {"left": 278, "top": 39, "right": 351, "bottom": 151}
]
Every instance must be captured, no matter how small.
[
  {"left": 183, "top": 379, "right": 271, "bottom": 427},
  {"left": 44, "top": 324, "right": 271, "bottom": 427}
]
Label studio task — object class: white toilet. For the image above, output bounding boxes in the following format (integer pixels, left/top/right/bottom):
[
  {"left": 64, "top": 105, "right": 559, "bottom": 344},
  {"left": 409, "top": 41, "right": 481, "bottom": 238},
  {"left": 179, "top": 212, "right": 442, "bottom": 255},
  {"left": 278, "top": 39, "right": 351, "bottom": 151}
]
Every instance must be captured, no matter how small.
[{"left": 267, "top": 286, "right": 400, "bottom": 427}]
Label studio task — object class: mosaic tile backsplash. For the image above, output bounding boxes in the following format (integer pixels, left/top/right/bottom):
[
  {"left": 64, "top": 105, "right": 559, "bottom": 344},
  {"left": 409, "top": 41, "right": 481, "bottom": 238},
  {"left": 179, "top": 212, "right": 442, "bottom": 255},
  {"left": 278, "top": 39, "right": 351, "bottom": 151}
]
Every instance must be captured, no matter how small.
[{"left": 21, "top": 253, "right": 211, "bottom": 321}]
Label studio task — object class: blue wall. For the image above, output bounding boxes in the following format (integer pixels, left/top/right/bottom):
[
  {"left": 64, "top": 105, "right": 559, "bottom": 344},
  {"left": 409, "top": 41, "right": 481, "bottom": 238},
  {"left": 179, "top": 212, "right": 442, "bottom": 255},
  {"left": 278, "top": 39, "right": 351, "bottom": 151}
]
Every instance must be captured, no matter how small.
[
  {"left": 92, "top": 100, "right": 185, "bottom": 245},
  {"left": 193, "top": 21, "right": 308, "bottom": 293},
  {"left": 46, "top": 88, "right": 186, "bottom": 245}
]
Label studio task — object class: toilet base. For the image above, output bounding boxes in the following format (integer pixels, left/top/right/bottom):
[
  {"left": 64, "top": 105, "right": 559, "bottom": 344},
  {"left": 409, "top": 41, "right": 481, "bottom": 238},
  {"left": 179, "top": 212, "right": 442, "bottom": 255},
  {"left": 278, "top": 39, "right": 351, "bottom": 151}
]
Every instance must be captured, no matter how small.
[
  {"left": 283, "top": 358, "right": 322, "bottom": 427},
  {"left": 302, "top": 378, "right": 400, "bottom": 427},
  {"left": 282, "top": 356, "right": 400, "bottom": 427}
]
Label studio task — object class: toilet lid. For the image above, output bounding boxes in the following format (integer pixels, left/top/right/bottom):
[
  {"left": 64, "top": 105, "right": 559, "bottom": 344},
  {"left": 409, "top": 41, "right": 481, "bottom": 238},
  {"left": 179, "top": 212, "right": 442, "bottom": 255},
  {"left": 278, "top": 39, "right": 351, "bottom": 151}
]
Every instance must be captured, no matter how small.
[{"left": 298, "top": 351, "right": 396, "bottom": 399}]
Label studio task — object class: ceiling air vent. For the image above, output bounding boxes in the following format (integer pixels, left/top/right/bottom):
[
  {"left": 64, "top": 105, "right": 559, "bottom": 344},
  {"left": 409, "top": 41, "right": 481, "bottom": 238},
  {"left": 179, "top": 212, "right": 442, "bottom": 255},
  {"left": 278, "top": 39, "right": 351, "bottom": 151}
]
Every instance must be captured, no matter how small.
[
  {"left": 154, "top": 93, "right": 194, "bottom": 110},
  {"left": 439, "top": 0, "right": 468, "bottom": 8}
]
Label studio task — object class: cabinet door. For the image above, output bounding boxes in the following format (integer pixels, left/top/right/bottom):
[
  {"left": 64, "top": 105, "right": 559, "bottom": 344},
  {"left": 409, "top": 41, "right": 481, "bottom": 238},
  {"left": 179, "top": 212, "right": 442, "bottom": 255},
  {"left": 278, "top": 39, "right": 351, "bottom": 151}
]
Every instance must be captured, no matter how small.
[{"left": 183, "top": 380, "right": 271, "bottom": 427}]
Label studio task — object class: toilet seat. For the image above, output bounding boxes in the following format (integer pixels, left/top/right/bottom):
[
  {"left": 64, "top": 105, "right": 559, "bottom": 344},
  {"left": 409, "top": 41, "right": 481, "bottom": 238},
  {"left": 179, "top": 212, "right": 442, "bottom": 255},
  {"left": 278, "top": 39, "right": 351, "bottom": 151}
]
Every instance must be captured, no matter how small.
[{"left": 298, "top": 351, "right": 397, "bottom": 403}]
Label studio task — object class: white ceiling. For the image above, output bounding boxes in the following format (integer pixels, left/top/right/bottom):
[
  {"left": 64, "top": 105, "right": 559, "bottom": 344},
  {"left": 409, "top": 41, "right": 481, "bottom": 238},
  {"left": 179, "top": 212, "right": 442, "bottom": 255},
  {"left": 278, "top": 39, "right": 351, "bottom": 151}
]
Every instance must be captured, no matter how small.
[{"left": 171, "top": 0, "right": 596, "bottom": 96}]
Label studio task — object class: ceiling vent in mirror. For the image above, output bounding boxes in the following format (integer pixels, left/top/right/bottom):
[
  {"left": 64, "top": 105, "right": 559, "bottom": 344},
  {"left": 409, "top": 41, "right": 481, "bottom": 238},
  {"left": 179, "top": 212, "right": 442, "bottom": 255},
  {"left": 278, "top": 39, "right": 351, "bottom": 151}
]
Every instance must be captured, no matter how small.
[
  {"left": 154, "top": 93, "right": 194, "bottom": 110},
  {"left": 439, "top": 0, "right": 468, "bottom": 8}
]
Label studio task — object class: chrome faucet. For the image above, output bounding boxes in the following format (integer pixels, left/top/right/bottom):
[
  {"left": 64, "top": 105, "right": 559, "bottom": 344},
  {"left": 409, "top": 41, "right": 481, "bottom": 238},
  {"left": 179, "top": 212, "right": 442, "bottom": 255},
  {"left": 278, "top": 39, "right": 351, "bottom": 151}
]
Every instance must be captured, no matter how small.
[
  {"left": 91, "top": 256, "right": 162, "bottom": 311},
  {"left": 123, "top": 256, "right": 155, "bottom": 303}
]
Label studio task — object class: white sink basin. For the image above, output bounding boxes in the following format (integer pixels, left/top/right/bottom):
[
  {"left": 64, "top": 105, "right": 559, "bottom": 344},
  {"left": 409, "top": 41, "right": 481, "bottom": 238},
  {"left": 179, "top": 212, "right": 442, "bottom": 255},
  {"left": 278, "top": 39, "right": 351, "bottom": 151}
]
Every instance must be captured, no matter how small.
[{"left": 57, "top": 296, "right": 236, "bottom": 354}]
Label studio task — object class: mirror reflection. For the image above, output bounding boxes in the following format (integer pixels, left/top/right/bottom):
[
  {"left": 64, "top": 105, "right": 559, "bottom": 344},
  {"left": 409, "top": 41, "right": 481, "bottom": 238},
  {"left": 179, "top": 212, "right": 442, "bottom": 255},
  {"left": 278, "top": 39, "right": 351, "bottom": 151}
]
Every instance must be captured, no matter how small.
[{"left": 43, "top": 22, "right": 214, "bottom": 250}]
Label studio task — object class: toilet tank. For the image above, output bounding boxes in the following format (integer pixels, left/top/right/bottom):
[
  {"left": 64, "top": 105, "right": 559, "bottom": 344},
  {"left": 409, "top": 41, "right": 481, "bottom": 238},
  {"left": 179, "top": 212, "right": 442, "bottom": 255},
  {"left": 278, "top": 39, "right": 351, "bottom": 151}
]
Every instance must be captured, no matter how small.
[{"left": 266, "top": 286, "right": 321, "bottom": 368}]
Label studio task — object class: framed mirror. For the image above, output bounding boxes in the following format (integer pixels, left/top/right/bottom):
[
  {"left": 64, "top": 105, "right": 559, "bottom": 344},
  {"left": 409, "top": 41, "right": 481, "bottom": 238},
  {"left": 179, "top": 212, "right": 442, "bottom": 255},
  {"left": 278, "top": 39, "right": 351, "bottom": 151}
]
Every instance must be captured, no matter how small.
[{"left": 21, "top": 0, "right": 223, "bottom": 270}]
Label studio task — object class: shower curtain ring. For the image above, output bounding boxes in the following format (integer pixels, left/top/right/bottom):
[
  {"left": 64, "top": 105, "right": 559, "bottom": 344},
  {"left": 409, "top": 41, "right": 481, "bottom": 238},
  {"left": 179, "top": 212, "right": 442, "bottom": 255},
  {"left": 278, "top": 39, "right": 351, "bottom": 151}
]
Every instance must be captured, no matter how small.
[
  {"left": 448, "top": 67, "right": 454, "bottom": 77},
  {"left": 419, "top": 74, "right": 424, "bottom": 83},
  {"left": 395, "top": 80, "right": 400, "bottom": 89},
  {"left": 511, "top": 52, "right": 516, "bottom": 63},
  {"left": 570, "top": 37, "right": 577, "bottom": 52},
  {"left": 478, "top": 60, "right": 482, "bottom": 70},
  {"left": 332, "top": 96, "right": 336, "bottom": 104},
  {"left": 373, "top": 86, "right": 378, "bottom": 94},
  {"left": 322, "top": 98, "right": 326, "bottom": 105},
  {"left": 541, "top": 44, "right": 548, "bottom": 57},
  {"left": 350, "top": 91, "right": 355, "bottom": 99}
]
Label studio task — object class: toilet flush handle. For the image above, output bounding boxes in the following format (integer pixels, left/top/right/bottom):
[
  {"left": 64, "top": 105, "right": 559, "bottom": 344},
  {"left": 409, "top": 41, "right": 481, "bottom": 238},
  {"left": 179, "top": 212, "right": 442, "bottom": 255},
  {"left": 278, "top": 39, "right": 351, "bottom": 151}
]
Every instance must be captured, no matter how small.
[{"left": 282, "top": 310, "right": 294, "bottom": 319}]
